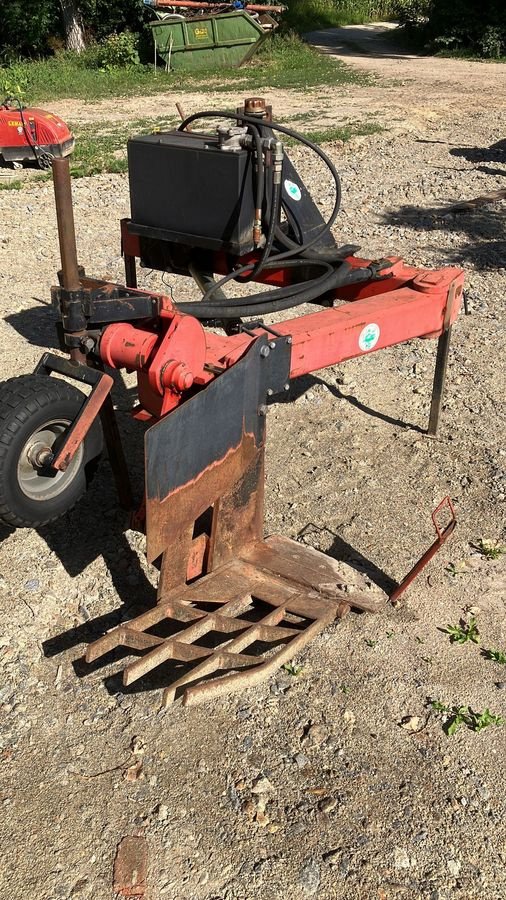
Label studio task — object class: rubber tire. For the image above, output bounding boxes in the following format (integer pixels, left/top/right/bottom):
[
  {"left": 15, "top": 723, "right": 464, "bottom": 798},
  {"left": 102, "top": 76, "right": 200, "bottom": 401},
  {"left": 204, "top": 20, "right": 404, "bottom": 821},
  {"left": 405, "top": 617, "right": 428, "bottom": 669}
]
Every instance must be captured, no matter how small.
[{"left": 0, "top": 374, "right": 102, "bottom": 528}]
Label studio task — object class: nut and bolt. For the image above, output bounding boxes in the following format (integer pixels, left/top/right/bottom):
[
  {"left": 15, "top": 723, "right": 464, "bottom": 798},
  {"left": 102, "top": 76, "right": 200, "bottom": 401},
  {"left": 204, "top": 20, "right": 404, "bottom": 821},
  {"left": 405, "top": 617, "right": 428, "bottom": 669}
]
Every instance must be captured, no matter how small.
[
  {"left": 244, "top": 97, "right": 267, "bottom": 117},
  {"left": 260, "top": 346, "right": 270, "bottom": 358},
  {"left": 258, "top": 404, "right": 268, "bottom": 416},
  {"left": 81, "top": 337, "right": 95, "bottom": 354}
]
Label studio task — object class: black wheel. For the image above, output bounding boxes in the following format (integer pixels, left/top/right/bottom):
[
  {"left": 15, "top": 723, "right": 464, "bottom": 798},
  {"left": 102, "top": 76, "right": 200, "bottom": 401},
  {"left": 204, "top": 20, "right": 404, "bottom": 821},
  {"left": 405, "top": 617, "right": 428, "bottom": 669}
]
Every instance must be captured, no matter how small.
[{"left": 0, "top": 375, "right": 102, "bottom": 528}]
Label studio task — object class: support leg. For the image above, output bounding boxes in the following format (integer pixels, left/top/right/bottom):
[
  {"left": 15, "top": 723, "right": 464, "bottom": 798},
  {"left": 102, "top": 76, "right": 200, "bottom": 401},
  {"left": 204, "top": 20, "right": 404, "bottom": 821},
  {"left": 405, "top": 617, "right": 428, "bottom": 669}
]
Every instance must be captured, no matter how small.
[
  {"left": 428, "top": 325, "right": 452, "bottom": 436},
  {"left": 124, "top": 254, "right": 137, "bottom": 289},
  {"left": 99, "top": 389, "right": 133, "bottom": 510}
]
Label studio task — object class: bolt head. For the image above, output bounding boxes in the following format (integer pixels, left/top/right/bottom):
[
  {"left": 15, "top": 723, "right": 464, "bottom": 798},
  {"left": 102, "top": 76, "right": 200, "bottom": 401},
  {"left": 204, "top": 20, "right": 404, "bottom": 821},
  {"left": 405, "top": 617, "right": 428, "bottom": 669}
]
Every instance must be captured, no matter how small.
[
  {"left": 244, "top": 97, "right": 266, "bottom": 115},
  {"left": 260, "top": 346, "right": 270, "bottom": 358}
]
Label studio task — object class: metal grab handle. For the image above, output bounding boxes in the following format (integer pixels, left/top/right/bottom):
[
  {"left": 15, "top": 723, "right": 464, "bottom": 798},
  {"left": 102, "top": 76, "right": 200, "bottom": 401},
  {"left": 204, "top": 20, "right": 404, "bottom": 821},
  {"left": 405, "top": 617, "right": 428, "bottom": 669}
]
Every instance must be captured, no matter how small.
[{"left": 390, "top": 496, "right": 456, "bottom": 604}]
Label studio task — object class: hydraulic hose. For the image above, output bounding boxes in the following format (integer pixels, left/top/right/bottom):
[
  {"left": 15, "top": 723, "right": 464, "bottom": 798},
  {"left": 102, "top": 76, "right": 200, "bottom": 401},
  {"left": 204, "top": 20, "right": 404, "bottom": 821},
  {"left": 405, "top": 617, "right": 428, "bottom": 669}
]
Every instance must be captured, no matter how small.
[
  {"left": 178, "top": 110, "right": 342, "bottom": 260},
  {"left": 176, "top": 258, "right": 375, "bottom": 319},
  {"left": 176, "top": 111, "right": 380, "bottom": 319}
]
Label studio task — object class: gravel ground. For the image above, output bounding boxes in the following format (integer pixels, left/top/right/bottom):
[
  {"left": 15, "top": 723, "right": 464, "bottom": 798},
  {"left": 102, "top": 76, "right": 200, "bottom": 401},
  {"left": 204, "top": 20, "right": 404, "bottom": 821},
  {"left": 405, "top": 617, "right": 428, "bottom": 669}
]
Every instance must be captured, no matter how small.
[{"left": 0, "top": 28, "right": 505, "bottom": 900}]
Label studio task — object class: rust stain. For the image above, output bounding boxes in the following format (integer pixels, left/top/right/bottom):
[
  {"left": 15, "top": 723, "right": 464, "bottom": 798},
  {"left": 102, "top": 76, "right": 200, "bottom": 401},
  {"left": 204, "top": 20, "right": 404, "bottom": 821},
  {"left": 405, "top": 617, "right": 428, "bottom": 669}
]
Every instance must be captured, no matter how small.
[{"left": 146, "top": 430, "right": 259, "bottom": 563}]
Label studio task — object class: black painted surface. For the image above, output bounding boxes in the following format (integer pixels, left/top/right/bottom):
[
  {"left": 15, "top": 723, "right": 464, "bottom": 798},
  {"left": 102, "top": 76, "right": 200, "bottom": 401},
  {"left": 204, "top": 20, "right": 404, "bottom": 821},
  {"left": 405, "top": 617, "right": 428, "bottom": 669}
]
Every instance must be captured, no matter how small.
[{"left": 145, "top": 335, "right": 290, "bottom": 502}]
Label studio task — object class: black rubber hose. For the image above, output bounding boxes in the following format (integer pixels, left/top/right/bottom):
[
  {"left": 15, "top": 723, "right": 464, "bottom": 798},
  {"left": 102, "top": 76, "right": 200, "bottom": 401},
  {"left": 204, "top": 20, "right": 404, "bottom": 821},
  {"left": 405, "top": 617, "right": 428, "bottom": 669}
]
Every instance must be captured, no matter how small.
[
  {"left": 217, "top": 173, "right": 282, "bottom": 289},
  {"left": 176, "top": 111, "right": 377, "bottom": 319},
  {"left": 176, "top": 259, "right": 374, "bottom": 319},
  {"left": 178, "top": 110, "right": 342, "bottom": 260},
  {"left": 274, "top": 223, "right": 360, "bottom": 262},
  {"left": 250, "top": 123, "right": 264, "bottom": 242}
]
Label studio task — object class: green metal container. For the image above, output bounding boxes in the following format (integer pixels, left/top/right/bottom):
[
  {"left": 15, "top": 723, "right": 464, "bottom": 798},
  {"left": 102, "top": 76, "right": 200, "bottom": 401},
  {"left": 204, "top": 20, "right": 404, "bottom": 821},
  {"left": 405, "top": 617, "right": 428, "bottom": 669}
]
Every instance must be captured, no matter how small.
[{"left": 150, "top": 9, "right": 274, "bottom": 71}]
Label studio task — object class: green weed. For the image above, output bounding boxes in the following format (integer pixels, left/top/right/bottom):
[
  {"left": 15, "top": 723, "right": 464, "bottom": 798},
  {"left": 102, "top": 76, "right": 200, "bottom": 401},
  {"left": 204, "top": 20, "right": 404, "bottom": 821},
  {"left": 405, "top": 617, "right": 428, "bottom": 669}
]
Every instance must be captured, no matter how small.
[
  {"left": 431, "top": 701, "right": 504, "bottom": 736},
  {"left": 442, "top": 617, "right": 480, "bottom": 645},
  {"left": 475, "top": 539, "right": 506, "bottom": 560},
  {"left": 445, "top": 561, "right": 468, "bottom": 578},
  {"left": 282, "top": 662, "right": 304, "bottom": 676},
  {"left": 482, "top": 648, "right": 506, "bottom": 665},
  {"left": 287, "top": 122, "right": 382, "bottom": 145}
]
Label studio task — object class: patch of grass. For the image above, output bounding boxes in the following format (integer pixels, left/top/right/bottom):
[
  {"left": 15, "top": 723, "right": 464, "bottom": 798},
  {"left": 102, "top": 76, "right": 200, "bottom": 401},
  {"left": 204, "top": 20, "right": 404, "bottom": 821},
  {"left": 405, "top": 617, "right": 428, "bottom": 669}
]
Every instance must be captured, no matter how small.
[
  {"left": 0, "top": 114, "right": 383, "bottom": 190},
  {"left": 442, "top": 617, "right": 480, "bottom": 645},
  {"left": 282, "top": 122, "right": 383, "bottom": 148},
  {"left": 435, "top": 49, "right": 506, "bottom": 63},
  {"left": 283, "top": 0, "right": 397, "bottom": 32},
  {"left": 68, "top": 116, "right": 179, "bottom": 178},
  {"left": 431, "top": 701, "right": 504, "bottom": 736},
  {"left": 0, "top": 33, "right": 366, "bottom": 107},
  {"left": 0, "top": 177, "right": 39, "bottom": 191},
  {"left": 482, "top": 648, "right": 506, "bottom": 665}
]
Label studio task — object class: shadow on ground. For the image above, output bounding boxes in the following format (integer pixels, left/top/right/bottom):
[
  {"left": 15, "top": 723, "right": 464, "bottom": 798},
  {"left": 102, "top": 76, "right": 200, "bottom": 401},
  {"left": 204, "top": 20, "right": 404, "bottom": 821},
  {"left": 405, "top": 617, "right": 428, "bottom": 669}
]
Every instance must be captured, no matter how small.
[
  {"left": 381, "top": 139, "right": 505, "bottom": 269},
  {"left": 305, "top": 24, "right": 425, "bottom": 62}
]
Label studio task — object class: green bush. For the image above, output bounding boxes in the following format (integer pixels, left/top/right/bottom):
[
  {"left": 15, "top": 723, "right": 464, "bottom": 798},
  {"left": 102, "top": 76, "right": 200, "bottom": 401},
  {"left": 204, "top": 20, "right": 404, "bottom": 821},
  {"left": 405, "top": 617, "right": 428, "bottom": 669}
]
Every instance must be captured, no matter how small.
[
  {"left": 392, "top": 0, "right": 431, "bottom": 27},
  {"left": 0, "top": 0, "right": 151, "bottom": 60},
  {"left": 393, "top": 0, "right": 506, "bottom": 57},
  {"left": 96, "top": 31, "right": 139, "bottom": 67}
]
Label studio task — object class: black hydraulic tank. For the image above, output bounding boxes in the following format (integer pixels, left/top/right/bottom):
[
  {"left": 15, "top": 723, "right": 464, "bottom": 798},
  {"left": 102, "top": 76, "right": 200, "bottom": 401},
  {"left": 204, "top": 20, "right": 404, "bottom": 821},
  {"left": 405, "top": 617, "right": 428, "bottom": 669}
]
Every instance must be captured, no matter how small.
[{"left": 127, "top": 130, "right": 256, "bottom": 255}]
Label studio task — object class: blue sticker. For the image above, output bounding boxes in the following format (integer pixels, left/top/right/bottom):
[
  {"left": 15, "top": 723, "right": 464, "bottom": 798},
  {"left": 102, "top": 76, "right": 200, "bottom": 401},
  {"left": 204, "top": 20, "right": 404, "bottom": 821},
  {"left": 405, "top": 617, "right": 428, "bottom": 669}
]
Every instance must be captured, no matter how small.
[{"left": 284, "top": 179, "right": 302, "bottom": 202}]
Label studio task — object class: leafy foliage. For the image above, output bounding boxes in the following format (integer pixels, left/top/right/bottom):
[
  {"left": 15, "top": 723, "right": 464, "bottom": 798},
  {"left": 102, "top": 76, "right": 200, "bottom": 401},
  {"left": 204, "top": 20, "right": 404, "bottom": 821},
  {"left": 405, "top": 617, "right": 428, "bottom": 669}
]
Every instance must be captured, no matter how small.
[
  {"left": 96, "top": 31, "right": 139, "bottom": 68},
  {"left": 482, "top": 648, "right": 506, "bottom": 665},
  {"left": 443, "top": 618, "right": 480, "bottom": 645},
  {"left": 0, "top": 0, "right": 60, "bottom": 59},
  {"left": 431, "top": 701, "right": 504, "bottom": 736},
  {"left": 283, "top": 0, "right": 398, "bottom": 31},
  {"left": 475, "top": 538, "right": 506, "bottom": 560},
  {"left": 0, "top": 0, "right": 151, "bottom": 59},
  {"left": 393, "top": 0, "right": 506, "bottom": 57}
]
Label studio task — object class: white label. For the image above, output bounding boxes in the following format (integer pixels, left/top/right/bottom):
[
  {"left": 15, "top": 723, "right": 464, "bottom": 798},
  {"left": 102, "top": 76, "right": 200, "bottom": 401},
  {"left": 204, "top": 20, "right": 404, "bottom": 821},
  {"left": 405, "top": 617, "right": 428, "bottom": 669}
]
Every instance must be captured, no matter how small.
[
  {"left": 358, "top": 323, "right": 380, "bottom": 352},
  {"left": 284, "top": 179, "right": 302, "bottom": 202}
]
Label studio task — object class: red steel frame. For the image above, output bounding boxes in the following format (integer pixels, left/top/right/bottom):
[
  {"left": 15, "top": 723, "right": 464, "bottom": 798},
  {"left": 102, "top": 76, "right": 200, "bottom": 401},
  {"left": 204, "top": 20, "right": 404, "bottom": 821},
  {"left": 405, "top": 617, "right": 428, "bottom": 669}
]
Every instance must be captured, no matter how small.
[{"left": 104, "top": 222, "right": 465, "bottom": 426}]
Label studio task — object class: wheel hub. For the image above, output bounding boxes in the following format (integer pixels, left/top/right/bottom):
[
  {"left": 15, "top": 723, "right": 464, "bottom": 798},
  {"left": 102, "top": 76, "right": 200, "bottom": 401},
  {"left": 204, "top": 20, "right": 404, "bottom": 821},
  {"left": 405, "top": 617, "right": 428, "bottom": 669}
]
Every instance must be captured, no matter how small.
[{"left": 18, "top": 419, "right": 83, "bottom": 502}]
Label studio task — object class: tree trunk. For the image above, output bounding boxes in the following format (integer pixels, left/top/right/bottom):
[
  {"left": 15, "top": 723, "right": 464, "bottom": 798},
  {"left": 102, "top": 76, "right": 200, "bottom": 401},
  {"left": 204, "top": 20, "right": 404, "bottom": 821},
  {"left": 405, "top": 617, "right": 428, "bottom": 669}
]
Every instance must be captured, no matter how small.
[{"left": 59, "top": 0, "right": 86, "bottom": 52}]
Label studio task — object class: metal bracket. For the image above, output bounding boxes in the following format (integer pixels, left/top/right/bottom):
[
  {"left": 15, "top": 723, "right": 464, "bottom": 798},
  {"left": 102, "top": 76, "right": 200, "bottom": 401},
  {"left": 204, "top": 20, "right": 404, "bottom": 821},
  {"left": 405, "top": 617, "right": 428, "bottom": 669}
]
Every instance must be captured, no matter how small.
[
  {"left": 427, "top": 279, "right": 461, "bottom": 436},
  {"left": 33, "top": 352, "right": 113, "bottom": 472}
]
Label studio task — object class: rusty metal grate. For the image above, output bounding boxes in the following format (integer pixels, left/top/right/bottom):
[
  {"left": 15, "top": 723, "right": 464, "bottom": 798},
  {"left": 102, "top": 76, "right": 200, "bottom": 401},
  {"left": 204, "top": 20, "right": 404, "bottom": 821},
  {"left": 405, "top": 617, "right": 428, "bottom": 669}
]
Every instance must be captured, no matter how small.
[{"left": 85, "top": 536, "right": 386, "bottom": 707}]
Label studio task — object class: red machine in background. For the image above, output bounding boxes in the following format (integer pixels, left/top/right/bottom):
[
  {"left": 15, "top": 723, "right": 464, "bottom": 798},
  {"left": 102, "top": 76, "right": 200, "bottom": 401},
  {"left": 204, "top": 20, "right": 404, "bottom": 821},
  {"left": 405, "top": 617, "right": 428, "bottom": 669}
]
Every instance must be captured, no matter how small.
[
  {"left": 0, "top": 98, "right": 74, "bottom": 169},
  {"left": 0, "top": 98, "right": 461, "bottom": 707}
]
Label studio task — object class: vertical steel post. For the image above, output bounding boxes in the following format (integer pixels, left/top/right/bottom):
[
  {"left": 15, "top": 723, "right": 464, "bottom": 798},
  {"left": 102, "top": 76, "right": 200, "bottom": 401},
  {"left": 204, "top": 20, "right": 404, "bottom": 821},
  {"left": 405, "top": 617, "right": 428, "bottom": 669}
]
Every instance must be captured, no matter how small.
[
  {"left": 52, "top": 157, "right": 87, "bottom": 364},
  {"left": 427, "top": 325, "right": 452, "bottom": 436}
]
